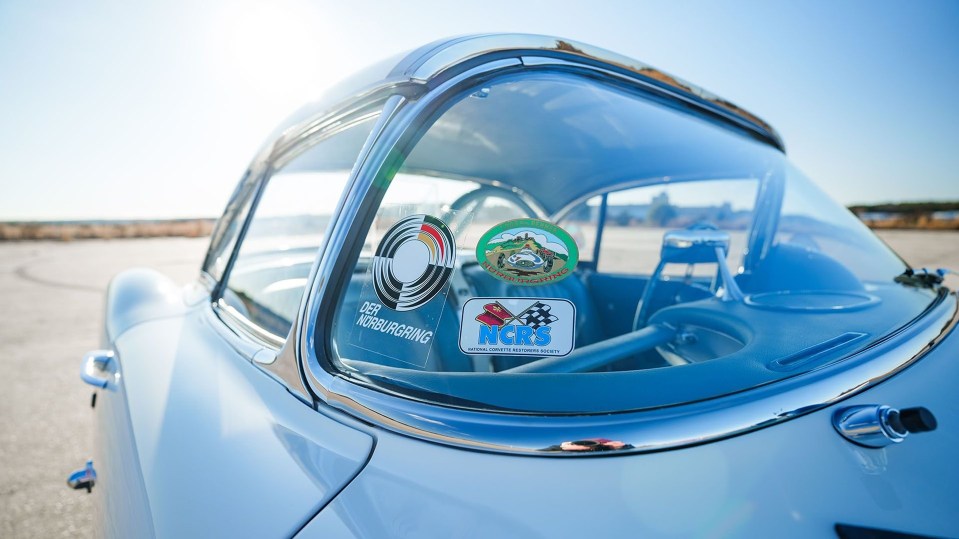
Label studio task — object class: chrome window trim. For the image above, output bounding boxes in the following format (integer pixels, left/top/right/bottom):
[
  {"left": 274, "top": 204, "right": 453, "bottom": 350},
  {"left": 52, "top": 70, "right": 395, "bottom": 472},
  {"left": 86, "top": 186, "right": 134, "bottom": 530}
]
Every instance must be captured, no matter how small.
[
  {"left": 286, "top": 95, "right": 409, "bottom": 391},
  {"left": 298, "top": 59, "right": 522, "bottom": 394},
  {"left": 210, "top": 166, "right": 270, "bottom": 304},
  {"left": 213, "top": 298, "right": 286, "bottom": 350},
  {"left": 268, "top": 35, "right": 783, "bottom": 159},
  {"left": 207, "top": 96, "right": 400, "bottom": 395},
  {"left": 203, "top": 304, "right": 312, "bottom": 404},
  {"left": 296, "top": 55, "right": 957, "bottom": 457},
  {"left": 214, "top": 96, "right": 393, "bottom": 334},
  {"left": 517, "top": 54, "right": 783, "bottom": 152},
  {"left": 198, "top": 271, "right": 216, "bottom": 293},
  {"left": 310, "top": 290, "right": 956, "bottom": 457},
  {"left": 397, "top": 34, "right": 784, "bottom": 151},
  {"left": 201, "top": 168, "right": 262, "bottom": 283},
  {"left": 206, "top": 302, "right": 277, "bottom": 359},
  {"left": 269, "top": 101, "right": 393, "bottom": 169}
]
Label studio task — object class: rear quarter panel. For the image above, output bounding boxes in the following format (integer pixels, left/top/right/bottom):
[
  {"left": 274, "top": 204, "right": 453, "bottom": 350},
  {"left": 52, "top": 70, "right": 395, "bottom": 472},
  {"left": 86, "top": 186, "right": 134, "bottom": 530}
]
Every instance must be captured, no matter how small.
[
  {"left": 299, "top": 306, "right": 959, "bottom": 538},
  {"left": 95, "top": 301, "right": 374, "bottom": 538}
]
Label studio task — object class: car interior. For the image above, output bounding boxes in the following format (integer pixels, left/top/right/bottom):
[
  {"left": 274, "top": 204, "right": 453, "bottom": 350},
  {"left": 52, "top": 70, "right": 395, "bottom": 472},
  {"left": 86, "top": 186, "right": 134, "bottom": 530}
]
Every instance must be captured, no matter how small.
[{"left": 216, "top": 68, "right": 934, "bottom": 413}]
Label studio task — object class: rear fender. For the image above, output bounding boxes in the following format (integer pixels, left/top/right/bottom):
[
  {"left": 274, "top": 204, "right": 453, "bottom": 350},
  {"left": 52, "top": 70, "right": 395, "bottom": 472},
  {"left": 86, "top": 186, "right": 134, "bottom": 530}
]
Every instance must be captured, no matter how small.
[{"left": 104, "top": 269, "right": 191, "bottom": 344}]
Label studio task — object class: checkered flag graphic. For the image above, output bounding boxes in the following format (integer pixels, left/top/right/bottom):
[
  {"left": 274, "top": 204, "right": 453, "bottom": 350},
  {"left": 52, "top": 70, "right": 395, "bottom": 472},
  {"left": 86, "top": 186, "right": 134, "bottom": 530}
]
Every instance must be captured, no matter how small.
[{"left": 516, "top": 302, "right": 559, "bottom": 329}]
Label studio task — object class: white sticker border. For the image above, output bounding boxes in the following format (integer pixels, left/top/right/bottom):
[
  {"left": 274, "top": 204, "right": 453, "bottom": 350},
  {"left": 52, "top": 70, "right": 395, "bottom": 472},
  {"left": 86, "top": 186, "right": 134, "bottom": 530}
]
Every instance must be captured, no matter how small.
[{"left": 457, "top": 297, "right": 576, "bottom": 357}]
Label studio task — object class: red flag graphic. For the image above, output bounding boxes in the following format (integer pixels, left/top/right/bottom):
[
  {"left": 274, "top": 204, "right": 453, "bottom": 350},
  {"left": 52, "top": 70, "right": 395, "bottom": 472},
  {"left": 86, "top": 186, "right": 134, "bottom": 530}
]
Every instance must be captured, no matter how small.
[{"left": 475, "top": 302, "right": 514, "bottom": 327}]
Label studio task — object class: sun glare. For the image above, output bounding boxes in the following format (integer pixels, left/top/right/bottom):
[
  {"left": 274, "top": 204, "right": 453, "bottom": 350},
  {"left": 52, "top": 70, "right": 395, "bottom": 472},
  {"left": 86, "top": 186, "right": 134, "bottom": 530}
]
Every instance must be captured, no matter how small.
[{"left": 207, "top": 0, "right": 343, "bottom": 107}]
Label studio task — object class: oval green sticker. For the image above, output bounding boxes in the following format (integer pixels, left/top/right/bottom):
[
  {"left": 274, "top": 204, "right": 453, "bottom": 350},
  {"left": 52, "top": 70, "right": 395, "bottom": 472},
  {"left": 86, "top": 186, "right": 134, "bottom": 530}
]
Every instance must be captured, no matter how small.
[{"left": 475, "top": 218, "right": 579, "bottom": 286}]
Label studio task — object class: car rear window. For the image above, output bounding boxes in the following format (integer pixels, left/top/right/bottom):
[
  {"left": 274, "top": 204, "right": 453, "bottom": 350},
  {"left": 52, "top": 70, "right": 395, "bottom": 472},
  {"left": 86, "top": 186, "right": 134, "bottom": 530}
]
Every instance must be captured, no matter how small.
[{"left": 315, "top": 71, "right": 937, "bottom": 414}]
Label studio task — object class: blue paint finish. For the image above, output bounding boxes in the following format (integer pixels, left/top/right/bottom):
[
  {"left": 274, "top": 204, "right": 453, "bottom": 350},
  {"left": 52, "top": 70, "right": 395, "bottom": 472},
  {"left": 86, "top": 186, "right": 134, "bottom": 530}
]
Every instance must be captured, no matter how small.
[
  {"left": 108, "top": 308, "right": 373, "bottom": 538},
  {"left": 105, "top": 269, "right": 188, "bottom": 342},
  {"left": 87, "top": 34, "right": 959, "bottom": 538},
  {"left": 300, "top": 319, "right": 959, "bottom": 538},
  {"left": 91, "top": 371, "right": 156, "bottom": 538}
]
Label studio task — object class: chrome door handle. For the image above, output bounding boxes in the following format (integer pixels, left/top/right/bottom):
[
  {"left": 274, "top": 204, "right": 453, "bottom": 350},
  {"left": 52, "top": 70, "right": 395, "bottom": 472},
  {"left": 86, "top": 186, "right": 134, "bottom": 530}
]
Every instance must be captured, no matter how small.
[
  {"left": 81, "top": 350, "right": 114, "bottom": 388},
  {"left": 67, "top": 459, "right": 97, "bottom": 493},
  {"left": 833, "top": 404, "right": 937, "bottom": 448}
]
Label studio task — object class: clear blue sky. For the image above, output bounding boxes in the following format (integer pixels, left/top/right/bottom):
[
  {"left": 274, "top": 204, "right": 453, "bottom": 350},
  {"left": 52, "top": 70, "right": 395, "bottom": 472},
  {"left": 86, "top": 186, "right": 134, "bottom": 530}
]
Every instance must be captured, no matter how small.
[{"left": 1, "top": 0, "right": 957, "bottom": 220}]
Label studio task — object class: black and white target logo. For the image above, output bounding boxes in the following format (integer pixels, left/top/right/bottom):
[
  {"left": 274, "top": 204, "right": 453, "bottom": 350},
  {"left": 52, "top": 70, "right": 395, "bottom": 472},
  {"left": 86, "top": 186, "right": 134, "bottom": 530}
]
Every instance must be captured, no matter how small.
[{"left": 372, "top": 214, "right": 456, "bottom": 311}]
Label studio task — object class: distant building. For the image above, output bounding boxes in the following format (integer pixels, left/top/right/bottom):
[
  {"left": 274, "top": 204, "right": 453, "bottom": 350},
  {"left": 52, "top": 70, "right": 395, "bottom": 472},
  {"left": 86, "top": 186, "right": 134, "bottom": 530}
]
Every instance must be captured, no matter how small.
[
  {"left": 564, "top": 195, "right": 750, "bottom": 229},
  {"left": 857, "top": 212, "right": 898, "bottom": 222},
  {"left": 931, "top": 210, "right": 959, "bottom": 221}
]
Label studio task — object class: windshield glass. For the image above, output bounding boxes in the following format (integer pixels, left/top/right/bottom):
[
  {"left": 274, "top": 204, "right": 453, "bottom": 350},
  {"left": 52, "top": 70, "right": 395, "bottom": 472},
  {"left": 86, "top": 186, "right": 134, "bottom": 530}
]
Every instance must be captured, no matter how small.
[{"left": 321, "top": 71, "right": 937, "bottom": 414}]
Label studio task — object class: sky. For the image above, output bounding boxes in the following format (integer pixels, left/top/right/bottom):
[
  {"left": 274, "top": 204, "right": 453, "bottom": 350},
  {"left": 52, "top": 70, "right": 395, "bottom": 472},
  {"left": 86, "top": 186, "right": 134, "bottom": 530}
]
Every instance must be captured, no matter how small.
[{"left": 1, "top": 0, "right": 957, "bottom": 221}]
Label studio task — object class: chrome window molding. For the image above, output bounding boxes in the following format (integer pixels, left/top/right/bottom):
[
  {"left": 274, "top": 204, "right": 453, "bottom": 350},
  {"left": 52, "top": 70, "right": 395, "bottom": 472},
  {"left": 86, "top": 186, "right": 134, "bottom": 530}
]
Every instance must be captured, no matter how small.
[
  {"left": 312, "top": 288, "right": 957, "bottom": 457},
  {"left": 266, "top": 35, "right": 783, "bottom": 163},
  {"left": 394, "top": 34, "right": 784, "bottom": 151},
  {"left": 291, "top": 54, "right": 959, "bottom": 457},
  {"left": 206, "top": 302, "right": 277, "bottom": 359},
  {"left": 297, "top": 59, "right": 522, "bottom": 400},
  {"left": 205, "top": 96, "right": 402, "bottom": 396},
  {"left": 201, "top": 167, "right": 261, "bottom": 282},
  {"left": 210, "top": 166, "right": 270, "bottom": 305},
  {"left": 198, "top": 271, "right": 216, "bottom": 293},
  {"left": 516, "top": 54, "right": 784, "bottom": 153},
  {"left": 269, "top": 105, "right": 388, "bottom": 173},
  {"left": 204, "top": 303, "right": 313, "bottom": 403},
  {"left": 213, "top": 298, "right": 286, "bottom": 350},
  {"left": 282, "top": 95, "right": 409, "bottom": 394}
]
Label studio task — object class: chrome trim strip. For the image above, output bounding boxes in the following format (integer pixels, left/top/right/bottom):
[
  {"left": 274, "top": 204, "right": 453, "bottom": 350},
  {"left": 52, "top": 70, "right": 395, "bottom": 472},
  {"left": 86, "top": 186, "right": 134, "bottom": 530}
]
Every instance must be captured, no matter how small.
[
  {"left": 207, "top": 98, "right": 403, "bottom": 398},
  {"left": 206, "top": 304, "right": 271, "bottom": 360},
  {"left": 269, "top": 104, "right": 389, "bottom": 168},
  {"left": 313, "top": 291, "right": 957, "bottom": 457},
  {"left": 296, "top": 52, "right": 957, "bottom": 457},
  {"left": 294, "top": 94, "right": 409, "bottom": 390},
  {"left": 519, "top": 55, "right": 782, "bottom": 153},
  {"left": 298, "top": 61, "right": 518, "bottom": 396},
  {"left": 198, "top": 271, "right": 216, "bottom": 293},
  {"left": 213, "top": 298, "right": 286, "bottom": 349},
  {"left": 265, "top": 34, "right": 783, "bottom": 156},
  {"left": 399, "top": 34, "right": 783, "bottom": 151}
]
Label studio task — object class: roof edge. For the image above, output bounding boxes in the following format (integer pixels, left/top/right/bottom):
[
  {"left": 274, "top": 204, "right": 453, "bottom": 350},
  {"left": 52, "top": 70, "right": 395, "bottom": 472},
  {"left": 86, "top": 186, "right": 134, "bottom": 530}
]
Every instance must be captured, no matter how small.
[{"left": 392, "top": 34, "right": 785, "bottom": 152}]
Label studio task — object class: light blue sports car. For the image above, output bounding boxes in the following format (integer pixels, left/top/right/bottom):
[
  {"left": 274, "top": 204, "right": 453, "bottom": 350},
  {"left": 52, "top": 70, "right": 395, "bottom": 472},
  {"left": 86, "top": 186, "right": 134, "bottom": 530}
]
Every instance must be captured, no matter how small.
[{"left": 73, "top": 34, "right": 957, "bottom": 538}]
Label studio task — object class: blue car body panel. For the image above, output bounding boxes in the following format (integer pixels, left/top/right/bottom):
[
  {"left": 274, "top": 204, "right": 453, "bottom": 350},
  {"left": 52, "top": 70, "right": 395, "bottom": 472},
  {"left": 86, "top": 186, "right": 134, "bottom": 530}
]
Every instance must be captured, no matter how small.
[
  {"left": 300, "top": 320, "right": 959, "bottom": 538},
  {"left": 94, "top": 304, "right": 373, "bottom": 538},
  {"left": 81, "top": 34, "right": 959, "bottom": 539}
]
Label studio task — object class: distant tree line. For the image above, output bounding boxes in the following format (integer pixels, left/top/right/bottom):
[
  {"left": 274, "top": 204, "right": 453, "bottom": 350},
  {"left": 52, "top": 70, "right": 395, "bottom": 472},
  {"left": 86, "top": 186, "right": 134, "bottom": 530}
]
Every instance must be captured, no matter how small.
[
  {"left": 0, "top": 219, "right": 215, "bottom": 241},
  {"left": 848, "top": 201, "right": 959, "bottom": 214},
  {"left": 849, "top": 201, "right": 959, "bottom": 230}
]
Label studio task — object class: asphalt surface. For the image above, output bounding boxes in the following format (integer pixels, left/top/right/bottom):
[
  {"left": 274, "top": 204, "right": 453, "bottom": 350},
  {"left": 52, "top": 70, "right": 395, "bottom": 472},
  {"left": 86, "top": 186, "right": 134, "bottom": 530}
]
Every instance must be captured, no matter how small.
[
  {"left": 0, "top": 238, "right": 208, "bottom": 538},
  {"left": 0, "top": 232, "right": 956, "bottom": 538}
]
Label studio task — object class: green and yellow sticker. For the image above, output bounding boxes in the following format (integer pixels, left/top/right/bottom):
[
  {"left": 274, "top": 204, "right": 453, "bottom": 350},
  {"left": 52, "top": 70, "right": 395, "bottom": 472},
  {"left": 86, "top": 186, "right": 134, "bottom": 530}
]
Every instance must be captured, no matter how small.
[{"left": 475, "top": 218, "right": 579, "bottom": 286}]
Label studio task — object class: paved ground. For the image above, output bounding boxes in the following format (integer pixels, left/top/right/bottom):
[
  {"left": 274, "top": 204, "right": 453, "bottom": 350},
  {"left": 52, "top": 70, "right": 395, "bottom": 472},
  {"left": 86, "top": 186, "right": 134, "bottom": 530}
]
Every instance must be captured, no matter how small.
[
  {"left": 0, "top": 231, "right": 956, "bottom": 537},
  {"left": 0, "top": 238, "right": 208, "bottom": 538}
]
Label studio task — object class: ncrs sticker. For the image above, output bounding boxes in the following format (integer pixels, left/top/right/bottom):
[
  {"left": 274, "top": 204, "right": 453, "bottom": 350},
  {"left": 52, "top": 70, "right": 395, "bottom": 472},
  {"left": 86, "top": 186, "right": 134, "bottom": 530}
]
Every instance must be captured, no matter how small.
[{"left": 458, "top": 297, "right": 576, "bottom": 357}]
